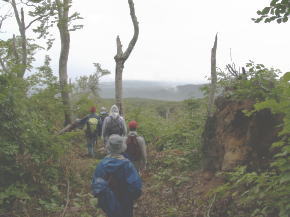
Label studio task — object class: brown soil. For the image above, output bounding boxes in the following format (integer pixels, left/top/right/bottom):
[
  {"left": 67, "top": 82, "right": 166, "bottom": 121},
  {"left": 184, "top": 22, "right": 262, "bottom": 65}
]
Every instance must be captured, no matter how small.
[
  {"left": 202, "top": 96, "right": 281, "bottom": 172},
  {"left": 135, "top": 150, "right": 224, "bottom": 217}
]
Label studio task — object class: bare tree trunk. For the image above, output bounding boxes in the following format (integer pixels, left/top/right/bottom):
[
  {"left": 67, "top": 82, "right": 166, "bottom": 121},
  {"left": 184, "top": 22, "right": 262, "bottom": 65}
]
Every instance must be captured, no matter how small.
[
  {"left": 207, "top": 33, "right": 218, "bottom": 117},
  {"left": 115, "top": 36, "right": 124, "bottom": 114},
  {"left": 57, "top": 0, "right": 72, "bottom": 125},
  {"left": 10, "top": 0, "right": 27, "bottom": 153},
  {"left": 202, "top": 34, "right": 218, "bottom": 171},
  {"left": 114, "top": 0, "right": 139, "bottom": 115},
  {"left": 11, "top": 0, "right": 27, "bottom": 78},
  {"left": 115, "top": 61, "right": 124, "bottom": 114}
]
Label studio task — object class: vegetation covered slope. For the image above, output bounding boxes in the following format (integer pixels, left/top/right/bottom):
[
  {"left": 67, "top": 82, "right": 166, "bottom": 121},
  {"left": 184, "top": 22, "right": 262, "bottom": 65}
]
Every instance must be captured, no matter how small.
[
  {"left": 2, "top": 62, "right": 290, "bottom": 217},
  {"left": 0, "top": 67, "right": 206, "bottom": 216},
  {"left": 2, "top": 0, "right": 290, "bottom": 215},
  {"left": 201, "top": 63, "right": 290, "bottom": 217}
]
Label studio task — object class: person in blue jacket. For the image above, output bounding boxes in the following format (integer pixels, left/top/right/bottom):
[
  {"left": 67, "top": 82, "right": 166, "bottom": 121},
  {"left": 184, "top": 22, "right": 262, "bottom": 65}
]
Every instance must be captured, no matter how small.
[
  {"left": 79, "top": 106, "right": 101, "bottom": 157},
  {"left": 91, "top": 134, "right": 142, "bottom": 217}
]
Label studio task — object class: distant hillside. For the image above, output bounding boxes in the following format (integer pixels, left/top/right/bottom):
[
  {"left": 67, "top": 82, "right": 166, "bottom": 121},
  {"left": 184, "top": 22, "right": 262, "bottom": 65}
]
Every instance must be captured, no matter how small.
[{"left": 99, "top": 80, "right": 205, "bottom": 101}]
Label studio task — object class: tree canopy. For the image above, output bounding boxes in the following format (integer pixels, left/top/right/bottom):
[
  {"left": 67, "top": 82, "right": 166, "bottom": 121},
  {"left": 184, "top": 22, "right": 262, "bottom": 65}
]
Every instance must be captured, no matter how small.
[{"left": 253, "top": 0, "right": 290, "bottom": 23}]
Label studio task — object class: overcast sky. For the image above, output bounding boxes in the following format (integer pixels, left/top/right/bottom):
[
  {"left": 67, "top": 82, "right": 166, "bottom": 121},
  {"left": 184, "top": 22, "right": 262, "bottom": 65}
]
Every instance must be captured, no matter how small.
[{"left": 1, "top": 0, "right": 290, "bottom": 84}]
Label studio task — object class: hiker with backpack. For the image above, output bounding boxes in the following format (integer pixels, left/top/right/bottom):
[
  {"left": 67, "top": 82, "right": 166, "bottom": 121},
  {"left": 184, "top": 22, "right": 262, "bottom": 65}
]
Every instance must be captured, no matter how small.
[
  {"left": 99, "top": 106, "right": 109, "bottom": 134},
  {"left": 102, "top": 105, "right": 127, "bottom": 147},
  {"left": 79, "top": 106, "right": 101, "bottom": 157},
  {"left": 91, "top": 134, "right": 142, "bottom": 217},
  {"left": 124, "top": 120, "right": 147, "bottom": 173}
]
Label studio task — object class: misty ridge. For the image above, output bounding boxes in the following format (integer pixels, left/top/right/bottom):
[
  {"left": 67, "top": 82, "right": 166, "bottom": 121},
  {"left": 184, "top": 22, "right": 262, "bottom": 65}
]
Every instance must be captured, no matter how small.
[{"left": 99, "top": 80, "right": 205, "bottom": 101}]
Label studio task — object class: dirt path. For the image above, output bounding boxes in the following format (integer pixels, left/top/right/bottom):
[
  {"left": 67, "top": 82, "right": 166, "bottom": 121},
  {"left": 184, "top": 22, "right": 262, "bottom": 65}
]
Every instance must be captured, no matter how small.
[
  {"left": 64, "top": 144, "right": 106, "bottom": 217},
  {"left": 64, "top": 145, "right": 223, "bottom": 217}
]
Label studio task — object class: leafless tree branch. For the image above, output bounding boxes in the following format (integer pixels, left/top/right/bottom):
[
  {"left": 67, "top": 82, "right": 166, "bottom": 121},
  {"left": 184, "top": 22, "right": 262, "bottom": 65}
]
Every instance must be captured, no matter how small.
[
  {"left": 11, "top": 0, "right": 27, "bottom": 78},
  {"left": 11, "top": 0, "right": 22, "bottom": 30},
  {"left": 60, "top": 179, "right": 70, "bottom": 217},
  {"left": 114, "top": 0, "right": 139, "bottom": 115},
  {"left": 207, "top": 33, "right": 218, "bottom": 117},
  {"left": 116, "top": 36, "right": 123, "bottom": 58},
  {"left": 226, "top": 64, "right": 239, "bottom": 77},
  {"left": 20, "top": 0, "right": 38, "bottom": 8},
  {"left": 123, "top": 0, "right": 139, "bottom": 60},
  {"left": 0, "top": 12, "right": 12, "bottom": 30},
  {"left": 25, "top": 13, "right": 48, "bottom": 30},
  {"left": 206, "top": 193, "right": 216, "bottom": 217}
]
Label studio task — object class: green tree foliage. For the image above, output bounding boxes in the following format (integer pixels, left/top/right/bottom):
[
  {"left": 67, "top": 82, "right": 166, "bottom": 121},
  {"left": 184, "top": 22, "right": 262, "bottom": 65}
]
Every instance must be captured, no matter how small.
[
  {"left": 27, "top": 0, "right": 83, "bottom": 49},
  {"left": 125, "top": 98, "right": 206, "bottom": 216},
  {"left": 217, "top": 61, "right": 280, "bottom": 101},
  {"left": 0, "top": 37, "right": 42, "bottom": 75},
  {"left": 125, "top": 98, "right": 205, "bottom": 166},
  {"left": 72, "top": 63, "right": 110, "bottom": 117},
  {"left": 0, "top": 58, "right": 73, "bottom": 216},
  {"left": 24, "top": 0, "right": 83, "bottom": 125},
  {"left": 74, "top": 63, "right": 110, "bottom": 98},
  {"left": 253, "top": 0, "right": 290, "bottom": 23}
]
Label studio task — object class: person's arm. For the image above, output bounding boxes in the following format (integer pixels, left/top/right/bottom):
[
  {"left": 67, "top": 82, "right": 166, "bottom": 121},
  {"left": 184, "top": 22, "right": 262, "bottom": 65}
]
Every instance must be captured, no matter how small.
[
  {"left": 102, "top": 117, "right": 109, "bottom": 139},
  {"left": 97, "top": 116, "right": 102, "bottom": 137},
  {"left": 57, "top": 117, "right": 85, "bottom": 135},
  {"left": 79, "top": 114, "right": 89, "bottom": 126},
  {"left": 125, "top": 162, "right": 142, "bottom": 201},
  {"left": 91, "top": 162, "right": 107, "bottom": 196},
  {"left": 138, "top": 137, "right": 147, "bottom": 170},
  {"left": 121, "top": 117, "right": 127, "bottom": 136}
]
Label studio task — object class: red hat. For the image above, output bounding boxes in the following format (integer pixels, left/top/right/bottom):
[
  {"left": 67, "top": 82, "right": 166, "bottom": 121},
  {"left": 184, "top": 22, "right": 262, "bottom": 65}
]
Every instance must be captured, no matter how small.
[
  {"left": 90, "top": 106, "right": 96, "bottom": 113},
  {"left": 128, "top": 120, "right": 138, "bottom": 130}
]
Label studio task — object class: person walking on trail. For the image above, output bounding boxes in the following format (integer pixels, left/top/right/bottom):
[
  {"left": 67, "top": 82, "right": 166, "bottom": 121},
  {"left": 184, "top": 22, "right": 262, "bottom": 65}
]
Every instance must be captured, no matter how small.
[
  {"left": 124, "top": 120, "right": 147, "bottom": 173},
  {"left": 102, "top": 105, "right": 127, "bottom": 146},
  {"left": 79, "top": 106, "right": 101, "bottom": 157},
  {"left": 91, "top": 134, "right": 142, "bottom": 217},
  {"left": 99, "top": 106, "right": 109, "bottom": 134}
]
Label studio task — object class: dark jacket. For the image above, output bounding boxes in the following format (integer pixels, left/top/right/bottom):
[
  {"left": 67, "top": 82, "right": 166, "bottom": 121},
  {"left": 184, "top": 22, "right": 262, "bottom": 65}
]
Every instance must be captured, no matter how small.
[
  {"left": 91, "top": 155, "right": 142, "bottom": 217},
  {"left": 99, "top": 111, "right": 109, "bottom": 135}
]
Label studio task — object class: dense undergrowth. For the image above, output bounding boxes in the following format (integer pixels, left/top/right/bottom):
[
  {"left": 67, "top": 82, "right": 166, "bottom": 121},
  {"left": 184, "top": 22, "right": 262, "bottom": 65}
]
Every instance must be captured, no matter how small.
[
  {"left": 206, "top": 63, "right": 290, "bottom": 217},
  {"left": 0, "top": 63, "right": 205, "bottom": 216},
  {"left": 2, "top": 61, "right": 290, "bottom": 217}
]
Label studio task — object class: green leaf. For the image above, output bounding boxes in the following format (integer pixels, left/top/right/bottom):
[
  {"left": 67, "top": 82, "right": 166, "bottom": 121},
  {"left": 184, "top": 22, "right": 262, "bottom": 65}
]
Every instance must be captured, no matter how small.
[
  {"left": 270, "top": 0, "right": 279, "bottom": 6},
  {"left": 281, "top": 0, "right": 288, "bottom": 4},
  {"left": 282, "top": 145, "right": 290, "bottom": 153},
  {"left": 89, "top": 197, "right": 98, "bottom": 207},
  {"left": 282, "top": 72, "right": 290, "bottom": 81},
  {"left": 262, "top": 7, "right": 271, "bottom": 15},
  {"left": 279, "top": 173, "right": 290, "bottom": 184},
  {"left": 271, "top": 141, "right": 284, "bottom": 149},
  {"left": 274, "top": 151, "right": 287, "bottom": 158}
]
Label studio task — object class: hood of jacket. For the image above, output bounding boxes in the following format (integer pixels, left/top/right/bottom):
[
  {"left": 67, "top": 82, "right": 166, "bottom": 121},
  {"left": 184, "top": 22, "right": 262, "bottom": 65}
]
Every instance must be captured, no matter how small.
[
  {"left": 109, "top": 105, "right": 120, "bottom": 119},
  {"left": 101, "top": 157, "right": 129, "bottom": 173}
]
